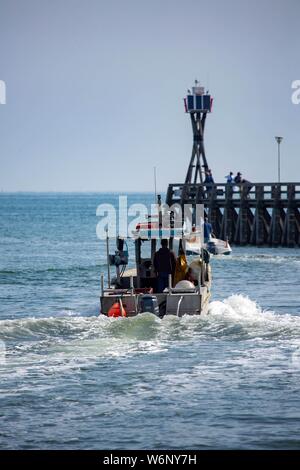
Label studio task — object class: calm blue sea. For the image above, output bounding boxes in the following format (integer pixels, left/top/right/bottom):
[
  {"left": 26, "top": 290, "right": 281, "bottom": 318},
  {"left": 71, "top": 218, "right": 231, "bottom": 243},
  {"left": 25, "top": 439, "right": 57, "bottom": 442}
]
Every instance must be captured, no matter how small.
[{"left": 0, "top": 193, "right": 300, "bottom": 449}]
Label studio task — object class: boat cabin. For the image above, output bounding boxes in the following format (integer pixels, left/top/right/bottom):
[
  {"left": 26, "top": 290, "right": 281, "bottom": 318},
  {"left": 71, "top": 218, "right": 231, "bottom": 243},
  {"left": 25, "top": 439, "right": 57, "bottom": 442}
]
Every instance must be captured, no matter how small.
[{"left": 100, "top": 222, "right": 211, "bottom": 317}]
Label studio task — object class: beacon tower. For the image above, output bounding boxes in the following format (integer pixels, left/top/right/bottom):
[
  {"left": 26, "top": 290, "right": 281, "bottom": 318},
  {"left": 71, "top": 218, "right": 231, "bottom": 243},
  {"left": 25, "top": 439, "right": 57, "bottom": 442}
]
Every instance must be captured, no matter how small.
[{"left": 184, "top": 81, "right": 212, "bottom": 184}]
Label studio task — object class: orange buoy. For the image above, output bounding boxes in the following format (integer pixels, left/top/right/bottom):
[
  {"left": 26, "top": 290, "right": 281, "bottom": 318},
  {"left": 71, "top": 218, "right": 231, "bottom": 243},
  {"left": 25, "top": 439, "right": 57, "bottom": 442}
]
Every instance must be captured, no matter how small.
[{"left": 108, "top": 302, "right": 127, "bottom": 318}]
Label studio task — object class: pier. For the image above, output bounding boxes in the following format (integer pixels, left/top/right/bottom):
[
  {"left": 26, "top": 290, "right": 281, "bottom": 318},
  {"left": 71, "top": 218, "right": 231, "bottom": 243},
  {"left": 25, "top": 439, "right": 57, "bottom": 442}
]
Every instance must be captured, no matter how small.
[
  {"left": 166, "top": 182, "right": 300, "bottom": 246},
  {"left": 166, "top": 82, "right": 300, "bottom": 247}
]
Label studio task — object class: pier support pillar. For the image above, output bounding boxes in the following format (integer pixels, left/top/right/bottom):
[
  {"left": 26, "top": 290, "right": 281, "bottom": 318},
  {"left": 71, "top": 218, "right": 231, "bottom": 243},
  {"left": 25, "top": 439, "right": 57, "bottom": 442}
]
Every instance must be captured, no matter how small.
[
  {"left": 220, "top": 206, "right": 237, "bottom": 243},
  {"left": 234, "top": 203, "right": 252, "bottom": 245}
]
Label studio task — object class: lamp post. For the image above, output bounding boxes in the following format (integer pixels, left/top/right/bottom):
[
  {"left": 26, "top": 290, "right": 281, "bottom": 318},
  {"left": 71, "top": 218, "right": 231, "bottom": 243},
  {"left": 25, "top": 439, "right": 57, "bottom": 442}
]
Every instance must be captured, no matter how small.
[{"left": 275, "top": 136, "right": 283, "bottom": 183}]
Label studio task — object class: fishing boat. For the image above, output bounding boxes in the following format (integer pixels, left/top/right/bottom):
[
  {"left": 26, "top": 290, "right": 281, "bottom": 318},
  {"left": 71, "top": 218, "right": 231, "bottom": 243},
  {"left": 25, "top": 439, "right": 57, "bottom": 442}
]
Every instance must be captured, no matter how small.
[{"left": 100, "top": 216, "right": 212, "bottom": 318}]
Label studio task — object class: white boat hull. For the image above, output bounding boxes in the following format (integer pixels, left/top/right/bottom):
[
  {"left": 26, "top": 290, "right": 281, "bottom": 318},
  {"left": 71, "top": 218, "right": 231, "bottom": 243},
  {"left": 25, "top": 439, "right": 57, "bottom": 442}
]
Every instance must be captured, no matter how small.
[{"left": 174, "top": 237, "right": 232, "bottom": 256}]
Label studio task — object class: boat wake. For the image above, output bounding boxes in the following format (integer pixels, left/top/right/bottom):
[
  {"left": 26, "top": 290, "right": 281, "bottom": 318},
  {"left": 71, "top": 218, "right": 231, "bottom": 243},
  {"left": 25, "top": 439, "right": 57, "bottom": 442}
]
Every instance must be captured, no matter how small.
[
  {"left": 1, "top": 295, "right": 300, "bottom": 355},
  {"left": 208, "top": 294, "right": 300, "bottom": 339}
]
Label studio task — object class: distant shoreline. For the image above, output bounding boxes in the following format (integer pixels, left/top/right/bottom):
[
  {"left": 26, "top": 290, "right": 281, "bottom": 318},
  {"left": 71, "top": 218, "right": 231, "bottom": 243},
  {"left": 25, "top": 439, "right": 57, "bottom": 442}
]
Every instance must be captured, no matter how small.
[{"left": 0, "top": 191, "right": 166, "bottom": 195}]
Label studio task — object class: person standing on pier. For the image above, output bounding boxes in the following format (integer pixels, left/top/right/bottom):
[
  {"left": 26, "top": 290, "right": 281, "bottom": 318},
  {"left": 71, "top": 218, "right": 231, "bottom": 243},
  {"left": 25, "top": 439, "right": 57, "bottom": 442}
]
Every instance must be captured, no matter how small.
[
  {"left": 234, "top": 172, "right": 243, "bottom": 195},
  {"left": 204, "top": 169, "right": 214, "bottom": 184},
  {"left": 225, "top": 172, "right": 234, "bottom": 183},
  {"left": 225, "top": 172, "right": 234, "bottom": 196},
  {"left": 204, "top": 169, "right": 214, "bottom": 197},
  {"left": 234, "top": 172, "right": 252, "bottom": 197},
  {"left": 242, "top": 178, "right": 253, "bottom": 197},
  {"left": 234, "top": 172, "right": 242, "bottom": 184}
]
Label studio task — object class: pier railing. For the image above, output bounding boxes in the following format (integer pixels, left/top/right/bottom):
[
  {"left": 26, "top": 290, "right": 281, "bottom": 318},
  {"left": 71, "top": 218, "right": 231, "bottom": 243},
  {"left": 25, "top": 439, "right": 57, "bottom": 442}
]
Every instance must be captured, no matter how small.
[{"left": 166, "top": 182, "right": 300, "bottom": 246}]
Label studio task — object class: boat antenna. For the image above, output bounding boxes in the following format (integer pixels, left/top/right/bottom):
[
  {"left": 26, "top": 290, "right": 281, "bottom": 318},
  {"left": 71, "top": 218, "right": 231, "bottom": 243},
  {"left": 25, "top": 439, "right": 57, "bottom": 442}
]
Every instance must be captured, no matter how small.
[
  {"left": 105, "top": 228, "right": 111, "bottom": 288},
  {"left": 154, "top": 166, "right": 157, "bottom": 204}
]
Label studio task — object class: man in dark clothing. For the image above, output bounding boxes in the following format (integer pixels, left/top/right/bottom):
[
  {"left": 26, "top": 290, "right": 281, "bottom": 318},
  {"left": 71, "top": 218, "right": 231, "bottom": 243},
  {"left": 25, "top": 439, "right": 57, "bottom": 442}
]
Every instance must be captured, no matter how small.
[
  {"left": 234, "top": 172, "right": 242, "bottom": 184},
  {"left": 234, "top": 172, "right": 243, "bottom": 197},
  {"left": 204, "top": 169, "right": 214, "bottom": 198},
  {"left": 242, "top": 178, "right": 253, "bottom": 197},
  {"left": 153, "top": 239, "right": 176, "bottom": 293},
  {"left": 234, "top": 172, "right": 252, "bottom": 197}
]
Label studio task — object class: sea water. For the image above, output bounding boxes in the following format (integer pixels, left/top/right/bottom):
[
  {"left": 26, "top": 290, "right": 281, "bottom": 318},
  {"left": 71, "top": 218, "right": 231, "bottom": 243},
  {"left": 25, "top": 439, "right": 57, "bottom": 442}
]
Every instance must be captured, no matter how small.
[{"left": 0, "top": 193, "right": 300, "bottom": 449}]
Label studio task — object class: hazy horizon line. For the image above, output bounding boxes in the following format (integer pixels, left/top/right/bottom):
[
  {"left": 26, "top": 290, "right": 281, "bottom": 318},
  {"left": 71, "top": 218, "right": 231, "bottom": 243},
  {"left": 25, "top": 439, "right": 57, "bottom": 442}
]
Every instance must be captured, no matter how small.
[{"left": 0, "top": 190, "right": 167, "bottom": 194}]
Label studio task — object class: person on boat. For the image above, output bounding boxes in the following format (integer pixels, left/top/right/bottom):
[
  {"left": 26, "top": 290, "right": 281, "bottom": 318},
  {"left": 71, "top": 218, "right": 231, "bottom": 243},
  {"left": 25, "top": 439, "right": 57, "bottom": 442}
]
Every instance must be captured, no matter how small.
[
  {"left": 153, "top": 239, "right": 176, "bottom": 293},
  {"left": 204, "top": 217, "right": 213, "bottom": 243}
]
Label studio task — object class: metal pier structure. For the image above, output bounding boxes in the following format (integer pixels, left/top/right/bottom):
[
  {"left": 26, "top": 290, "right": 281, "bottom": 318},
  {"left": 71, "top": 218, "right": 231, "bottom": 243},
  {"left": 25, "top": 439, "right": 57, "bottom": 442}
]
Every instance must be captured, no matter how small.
[
  {"left": 166, "top": 182, "right": 300, "bottom": 246},
  {"left": 166, "top": 82, "right": 300, "bottom": 247}
]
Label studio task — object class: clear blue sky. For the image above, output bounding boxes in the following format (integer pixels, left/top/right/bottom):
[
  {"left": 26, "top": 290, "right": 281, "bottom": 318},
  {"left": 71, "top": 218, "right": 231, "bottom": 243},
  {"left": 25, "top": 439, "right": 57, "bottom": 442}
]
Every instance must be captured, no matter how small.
[{"left": 0, "top": 0, "right": 299, "bottom": 191}]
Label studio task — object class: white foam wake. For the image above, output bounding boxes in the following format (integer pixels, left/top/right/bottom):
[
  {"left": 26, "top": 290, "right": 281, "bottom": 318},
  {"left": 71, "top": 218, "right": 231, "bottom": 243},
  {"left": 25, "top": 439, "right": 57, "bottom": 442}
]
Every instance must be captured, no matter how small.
[{"left": 207, "top": 294, "right": 300, "bottom": 340}]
